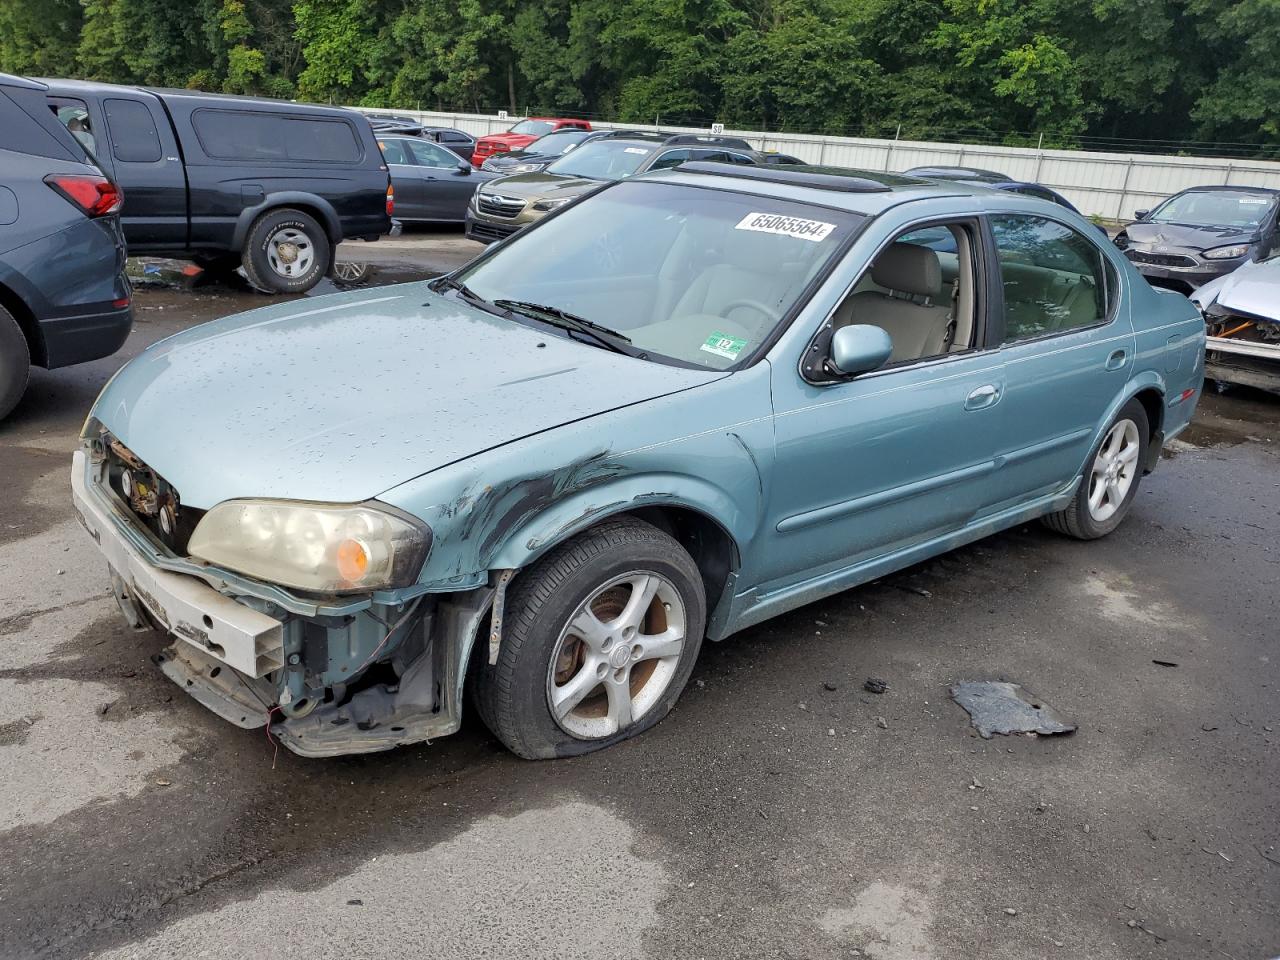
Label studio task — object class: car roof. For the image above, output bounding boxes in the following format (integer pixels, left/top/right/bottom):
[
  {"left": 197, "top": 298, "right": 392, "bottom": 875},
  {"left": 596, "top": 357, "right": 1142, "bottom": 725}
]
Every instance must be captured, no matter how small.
[
  {"left": 905, "top": 165, "right": 1012, "bottom": 182},
  {"left": 1171, "top": 184, "right": 1280, "bottom": 196},
  {"left": 36, "top": 77, "right": 359, "bottom": 117},
  {"left": 0, "top": 72, "right": 47, "bottom": 91},
  {"left": 647, "top": 162, "right": 996, "bottom": 216}
]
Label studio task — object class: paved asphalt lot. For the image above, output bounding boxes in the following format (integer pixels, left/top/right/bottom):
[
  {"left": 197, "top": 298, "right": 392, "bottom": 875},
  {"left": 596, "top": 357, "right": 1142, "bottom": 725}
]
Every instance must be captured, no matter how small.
[{"left": 1, "top": 228, "right": 1277, "bottom": 960}]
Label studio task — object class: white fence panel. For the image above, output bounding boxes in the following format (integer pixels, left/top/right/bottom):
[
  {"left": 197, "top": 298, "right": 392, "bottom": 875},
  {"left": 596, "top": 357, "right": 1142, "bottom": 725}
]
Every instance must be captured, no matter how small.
[{"left": 360, "top": 107, "right": 1280, "bottom": 221}]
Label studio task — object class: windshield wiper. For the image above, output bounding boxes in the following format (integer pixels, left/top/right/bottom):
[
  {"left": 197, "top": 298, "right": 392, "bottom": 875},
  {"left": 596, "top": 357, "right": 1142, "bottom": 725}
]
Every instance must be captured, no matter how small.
[
  {"left": 429, "top": 275, "right": 511, "bottom": 319},
  {"left": 492, "top": 299, "right": 637, "bottom": 355}
]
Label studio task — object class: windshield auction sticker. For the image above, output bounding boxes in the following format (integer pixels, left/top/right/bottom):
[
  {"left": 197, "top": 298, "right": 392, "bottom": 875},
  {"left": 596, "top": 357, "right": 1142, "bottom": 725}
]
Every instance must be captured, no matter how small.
[
  {"left": 735, "top": 212, "right": 835, "bottom": 242},
  {"left": 700, "top": 332, "right": 749, "bottom": 361}
]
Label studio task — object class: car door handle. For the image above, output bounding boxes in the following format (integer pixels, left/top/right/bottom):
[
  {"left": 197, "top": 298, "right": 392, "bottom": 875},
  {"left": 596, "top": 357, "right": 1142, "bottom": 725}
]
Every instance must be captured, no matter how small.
[
  {"left": 964, "top": 384, "right": 1001, "bottom": 411},
  {"left": 1106, "top": 349, "right": 1128, "bottom": 370}
]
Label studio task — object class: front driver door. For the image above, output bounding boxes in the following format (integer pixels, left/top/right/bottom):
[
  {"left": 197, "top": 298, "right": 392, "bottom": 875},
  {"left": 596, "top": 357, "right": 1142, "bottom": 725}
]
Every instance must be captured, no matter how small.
[
  {"left": 755, "top": 219, "right": 1008, "bottom": 598},
  {"left": 407, "top": 139, "right": 477, "bottom": 221}
]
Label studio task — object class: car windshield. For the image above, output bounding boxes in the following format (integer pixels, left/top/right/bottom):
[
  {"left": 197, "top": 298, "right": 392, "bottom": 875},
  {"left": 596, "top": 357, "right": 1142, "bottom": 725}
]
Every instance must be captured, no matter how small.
[
  {"left": 545, "top": 140, "right": 657, "bottom": 180},
  {"left": 457, "top": 180, "right": 863, "bottom": 370},
  {"left": 509, "top": 119, "right": 554, "bottom": 136},
  {"left": 1152, "top": 191, "right": 1277, "bottom": 228},
  {"left": 526, "top": 130, "right": 592, "bottom": 155}
]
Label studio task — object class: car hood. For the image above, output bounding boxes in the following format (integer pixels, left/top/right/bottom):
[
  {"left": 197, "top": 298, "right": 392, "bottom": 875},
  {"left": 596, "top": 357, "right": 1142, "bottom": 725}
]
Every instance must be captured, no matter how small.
[
  {"left": 1124, "top": 220, "right": 1258, "bottom": 252},
  {"left": 478, "top": 133, "right": 535, "bottom": 147},
  {"left": 90, "top": 284, "right": 724, "bottom": 508},
  {"left": 1195, "top": 256, "right": 1280, "bottom": 322},
  {"left": 480, "top": 172, "right": 599, "bottom": 201},
  {"left": 491, "top": 147, "right": 550, "bottom": 161}
]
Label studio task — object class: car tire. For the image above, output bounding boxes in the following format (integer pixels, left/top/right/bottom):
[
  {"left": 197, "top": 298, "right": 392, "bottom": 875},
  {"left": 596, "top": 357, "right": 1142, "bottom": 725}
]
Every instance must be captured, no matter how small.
[
  {"left": 474, "top": 517, "right": 706, "bottom": 760},
  {"left": 1042, "top": 398, "right": 1149, "bottom": 540},
  {"left": 240, "top": 208, "right": 330, "bottom": 294},
  {"left": 0, "top": 305, "right": 31, "bottom": 420}
]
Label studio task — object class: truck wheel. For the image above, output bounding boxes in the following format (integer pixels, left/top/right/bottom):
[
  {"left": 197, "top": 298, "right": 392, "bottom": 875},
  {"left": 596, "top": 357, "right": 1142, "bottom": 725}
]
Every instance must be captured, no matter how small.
[
  {"left": 241, "top": 208, "right": 330, "bottom": 294},
  {"left": 1042, "top": 398, "right": 1149, "bottom": 540},
  {"left": 474, "top": 518, "right": 706, "bottom": 759},
  {"left": 0, "top": 305, "right": 31, "bottom": 420}
]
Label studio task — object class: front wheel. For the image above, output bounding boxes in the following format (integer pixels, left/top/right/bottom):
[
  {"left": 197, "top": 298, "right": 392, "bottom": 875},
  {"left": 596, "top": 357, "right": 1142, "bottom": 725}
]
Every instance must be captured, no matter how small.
[
  {"left": 241, "top": 208, "right": 330, "bottom": 294},
  {"left": 474, "top": 518, "right": 706, "bottom": 759},
  {"left": 1042, "top": 398, "right": 1149, "bottom": 540}
]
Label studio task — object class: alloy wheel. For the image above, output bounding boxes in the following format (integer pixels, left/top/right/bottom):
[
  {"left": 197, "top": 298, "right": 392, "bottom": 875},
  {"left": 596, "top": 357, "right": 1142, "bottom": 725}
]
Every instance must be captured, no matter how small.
[
  {"left": 545, "top": 571, "right": 687, "bottom": 740},
  {"left": 1087, "top": 419, "right": 1140, "bottom": 522}
]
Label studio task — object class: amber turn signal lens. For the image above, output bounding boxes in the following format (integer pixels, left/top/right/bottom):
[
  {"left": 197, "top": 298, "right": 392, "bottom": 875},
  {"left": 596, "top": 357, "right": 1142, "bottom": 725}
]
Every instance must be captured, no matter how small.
[{"left": 336, "top": 538, "right": 370, "bottom": 583}]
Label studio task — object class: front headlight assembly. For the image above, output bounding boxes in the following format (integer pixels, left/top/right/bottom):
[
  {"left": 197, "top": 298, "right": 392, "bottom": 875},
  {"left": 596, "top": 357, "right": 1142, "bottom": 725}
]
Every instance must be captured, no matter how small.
[
  {"left": 188, "top": 500, "right": 431, "bottom": 594},
  {"left": 1203, "top": 244, "right": 1250, "bottom": 260},
  {"left": 533, "top": 197, "right": 571, "bottom": 211}
]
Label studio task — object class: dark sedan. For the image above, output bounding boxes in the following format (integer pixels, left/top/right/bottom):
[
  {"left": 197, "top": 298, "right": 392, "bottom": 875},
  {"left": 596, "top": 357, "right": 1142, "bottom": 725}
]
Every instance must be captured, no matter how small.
[
  {"left": 904, "top": 165, "right": 1087, "bottom": 216},
  {"left": 420, "top": 126, "right": 478, "bottom": 161},
  {"left": 479, "top": 127, "right": 603, "bottom": 174},
  {"left": 378, "top": 135, "right": 498, "bottom": 223},
  {"left": 1113, "top": 186, "right": 1280, "bottom": 293}
]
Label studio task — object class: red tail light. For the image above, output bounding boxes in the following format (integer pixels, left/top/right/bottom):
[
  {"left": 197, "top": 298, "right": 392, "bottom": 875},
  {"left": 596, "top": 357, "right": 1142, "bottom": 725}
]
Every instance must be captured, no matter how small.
[
  {"left": 44, "top": 174, "right": 123, "bottom": 217},
  {"left": 386, "top": 183, "right": 395, "bottom": 217}
]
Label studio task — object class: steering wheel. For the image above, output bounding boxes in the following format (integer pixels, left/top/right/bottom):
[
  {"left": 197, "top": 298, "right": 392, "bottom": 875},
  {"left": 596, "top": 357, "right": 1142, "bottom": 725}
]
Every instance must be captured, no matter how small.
[{"left": 720, "top": 299, "right": 780, "bottom": 325}]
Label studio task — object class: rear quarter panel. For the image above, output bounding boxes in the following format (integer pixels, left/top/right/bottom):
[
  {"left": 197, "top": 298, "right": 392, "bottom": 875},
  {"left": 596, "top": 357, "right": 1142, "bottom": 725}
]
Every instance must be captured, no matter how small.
[
  {"left": 1125, "top": 266, "right": 1205, "bottom": 442},
  {"left": 0, "top": 148, "right": 128, "bottom": 339}
]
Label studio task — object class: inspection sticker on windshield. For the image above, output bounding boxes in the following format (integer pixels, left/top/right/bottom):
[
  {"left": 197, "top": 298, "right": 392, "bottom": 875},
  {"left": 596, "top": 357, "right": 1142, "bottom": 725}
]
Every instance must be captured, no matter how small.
[
  {"left": 624, "top": 147, "right": 651, "bottom": 155},
  {"left": 1239, "top": 197, "right": 1269, "bottom": 204},
  {"left": 735, "top": 212, "right": 836, "bottom": 243},
  {"left": 700, "top": 332, "right": 749, "bottom": 361}
]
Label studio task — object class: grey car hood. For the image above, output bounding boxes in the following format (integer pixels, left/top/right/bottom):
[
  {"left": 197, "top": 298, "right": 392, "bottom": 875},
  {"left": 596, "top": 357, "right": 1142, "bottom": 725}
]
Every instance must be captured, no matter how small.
[
  {"left": 1193, "top": 256, "right": 1280, "bottom": 322},
  {"left": 1124, "top": 220, "right": 1258, "bottom": 252},
  {"left": 90, "top": 284, "right": 724, "bottom": 508}
]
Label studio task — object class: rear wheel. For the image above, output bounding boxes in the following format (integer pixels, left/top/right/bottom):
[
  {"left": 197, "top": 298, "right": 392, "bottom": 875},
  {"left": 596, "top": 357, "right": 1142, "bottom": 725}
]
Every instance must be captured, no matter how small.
[
  {"left": 241, "top": 208, "right": 330, "bottom": 294},
  {"left": 1043, "top": 398, "right": 1149, "bottom": 540},
  {"left": 474, "top": 518, "right": 706, "bottom": 759},
  {"left": 0, "top": 305, "right": 31, "bottom": 420}
]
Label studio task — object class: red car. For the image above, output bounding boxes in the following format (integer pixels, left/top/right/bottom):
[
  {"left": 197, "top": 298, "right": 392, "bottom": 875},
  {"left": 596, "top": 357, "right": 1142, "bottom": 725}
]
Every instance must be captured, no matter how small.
[{"left": 471, "top": 117, "right": 591, "bottom": 166}]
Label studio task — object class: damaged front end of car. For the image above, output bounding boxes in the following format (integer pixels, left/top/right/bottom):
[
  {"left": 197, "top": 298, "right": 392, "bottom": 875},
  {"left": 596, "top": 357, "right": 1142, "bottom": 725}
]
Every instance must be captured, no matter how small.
[
  {"left": 72, "top": 425, "right": 510, "bottom": 758},
  {"left": 1192, "top": 257, "right": 1280, "bottom": 394}
]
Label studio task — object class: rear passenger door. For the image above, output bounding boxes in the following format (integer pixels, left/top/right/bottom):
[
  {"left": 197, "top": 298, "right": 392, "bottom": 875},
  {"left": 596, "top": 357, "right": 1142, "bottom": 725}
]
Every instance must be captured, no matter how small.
[
  {"left": 100, "top": 96, "right": 187, "bottom": 248},
  {"left": 379, "top": 138, "right": 425, "bottom": 219},
  {"left": 984, "top": 213, "right": 1135, "bottom": 505}
]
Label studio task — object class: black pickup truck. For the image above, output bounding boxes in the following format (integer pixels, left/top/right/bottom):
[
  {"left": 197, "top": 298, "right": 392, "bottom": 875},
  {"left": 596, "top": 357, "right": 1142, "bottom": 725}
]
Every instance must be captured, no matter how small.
[{"left": 38, "top": 80, "right": 392, "bottom": 293}]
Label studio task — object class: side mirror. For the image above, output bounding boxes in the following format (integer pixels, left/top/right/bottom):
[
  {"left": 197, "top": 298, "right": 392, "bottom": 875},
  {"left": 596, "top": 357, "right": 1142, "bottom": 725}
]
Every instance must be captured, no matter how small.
[
  {"left": 457, "top": 161, "right": 472, "bottom": 174},
  {"left": 829, "top": 324, "right": 893, "bottom": 377},
  {"left": 1134, "top": 208, "right": 1150, "bottom": 221}
]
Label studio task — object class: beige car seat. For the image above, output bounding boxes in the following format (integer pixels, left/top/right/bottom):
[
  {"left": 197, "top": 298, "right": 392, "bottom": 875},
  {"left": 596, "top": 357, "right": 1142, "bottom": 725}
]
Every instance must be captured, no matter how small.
[{"left": 834, "top": 243, "right": 954, "bottom": 363}]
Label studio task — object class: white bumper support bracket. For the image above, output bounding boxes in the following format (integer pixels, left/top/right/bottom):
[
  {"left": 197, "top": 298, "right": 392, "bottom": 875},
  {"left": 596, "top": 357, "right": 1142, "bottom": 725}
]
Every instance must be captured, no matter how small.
[{"left": 71, "top": 450, "right": 285, "bottom": 678}]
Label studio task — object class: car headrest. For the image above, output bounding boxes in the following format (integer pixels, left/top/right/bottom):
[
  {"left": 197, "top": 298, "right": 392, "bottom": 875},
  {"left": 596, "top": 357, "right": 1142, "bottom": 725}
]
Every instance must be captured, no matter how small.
[{"left": 871, "top": 242, "right": 942, "bottom": 299}]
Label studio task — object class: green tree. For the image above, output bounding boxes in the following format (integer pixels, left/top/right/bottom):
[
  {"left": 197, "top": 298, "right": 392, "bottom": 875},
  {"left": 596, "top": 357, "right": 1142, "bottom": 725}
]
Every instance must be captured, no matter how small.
[
  {"left": 294, "top": 0, "right": 393, "bottom": 103},
  {"left": 721, "top": 0, "right": 882, "bottom": 134},
  {"left": 1190, "top": 0, "right": 1280, "bottom": 145},
  {"left": 0, "top": 0, "right": 83, "bottom": 76}
]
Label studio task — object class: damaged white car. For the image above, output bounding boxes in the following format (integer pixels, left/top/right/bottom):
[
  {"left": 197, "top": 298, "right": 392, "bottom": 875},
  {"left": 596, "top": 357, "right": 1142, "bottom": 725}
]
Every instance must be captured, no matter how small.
[{"left": 1192, "top": 254, "right": 1280, "bottom": 394}]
